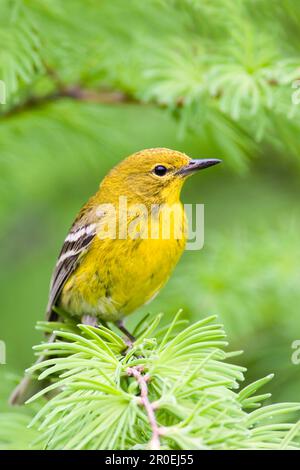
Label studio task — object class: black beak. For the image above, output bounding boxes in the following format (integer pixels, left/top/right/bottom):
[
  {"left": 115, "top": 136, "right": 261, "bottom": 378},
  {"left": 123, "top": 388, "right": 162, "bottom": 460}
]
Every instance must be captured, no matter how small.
[{"left": 177, "top": 158, "right": 222, "bottom": 176}]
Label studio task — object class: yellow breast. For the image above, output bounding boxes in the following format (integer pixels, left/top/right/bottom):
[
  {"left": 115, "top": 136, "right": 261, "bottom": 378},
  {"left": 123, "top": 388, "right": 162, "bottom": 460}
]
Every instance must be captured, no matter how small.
[{"left": 60, "top": 203, "right": 186, "bottom": 321}]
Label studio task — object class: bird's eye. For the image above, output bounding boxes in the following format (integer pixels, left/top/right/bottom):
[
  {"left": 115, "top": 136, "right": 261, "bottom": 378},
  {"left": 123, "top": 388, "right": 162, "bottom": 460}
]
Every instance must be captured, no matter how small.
[{"left": 154, "top": 165, "right": 167, "bottom": 176}]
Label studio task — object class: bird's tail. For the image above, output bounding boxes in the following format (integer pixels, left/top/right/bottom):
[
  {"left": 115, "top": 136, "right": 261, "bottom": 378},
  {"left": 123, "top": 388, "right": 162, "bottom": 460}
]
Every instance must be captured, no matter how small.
[{"left": 9, "top": 333, "right": 56, "bottom": 406}]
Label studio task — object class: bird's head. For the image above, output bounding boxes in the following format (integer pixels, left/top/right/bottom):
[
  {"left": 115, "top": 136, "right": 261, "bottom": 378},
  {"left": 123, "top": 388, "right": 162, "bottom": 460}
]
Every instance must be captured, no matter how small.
[{"left": 100, "top": 148, "right": 221, "bottom": 205}]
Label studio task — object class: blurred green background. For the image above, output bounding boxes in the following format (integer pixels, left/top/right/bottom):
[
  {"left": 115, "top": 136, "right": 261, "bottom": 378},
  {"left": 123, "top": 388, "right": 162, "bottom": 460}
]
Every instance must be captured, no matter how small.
[{"left": 1, "top": 0, "right": 300, "bottom": 405}]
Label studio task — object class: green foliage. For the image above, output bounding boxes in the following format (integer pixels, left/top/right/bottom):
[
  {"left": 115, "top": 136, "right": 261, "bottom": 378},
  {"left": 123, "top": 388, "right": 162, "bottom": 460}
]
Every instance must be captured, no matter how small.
[
  {"left": 1, "top": 0, "right": 300, "bottom": 450},
  {"left": 2, "top": 315, "right": 300, "bottom": 450},
  {"left": 0, "top": 413, "right": 37, "bottom": 450},
  {"left": 1, "top": 0, "right": 300, "bottom": 170},
  {"left": 0, "top": 0, "right": 43, "bottom": 101}
]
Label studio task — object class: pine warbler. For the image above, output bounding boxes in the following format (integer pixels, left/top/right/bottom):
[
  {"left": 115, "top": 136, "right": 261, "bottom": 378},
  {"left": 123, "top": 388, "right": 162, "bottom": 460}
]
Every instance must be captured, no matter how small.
[{"left": 10, "top": 147, "right": 220, "bottom": 404}]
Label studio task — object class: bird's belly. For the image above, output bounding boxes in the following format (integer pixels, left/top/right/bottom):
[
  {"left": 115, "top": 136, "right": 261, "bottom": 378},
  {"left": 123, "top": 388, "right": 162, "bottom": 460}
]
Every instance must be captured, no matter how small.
[{"left": 59, "top": 236, "right": 185, "bottom": 322}]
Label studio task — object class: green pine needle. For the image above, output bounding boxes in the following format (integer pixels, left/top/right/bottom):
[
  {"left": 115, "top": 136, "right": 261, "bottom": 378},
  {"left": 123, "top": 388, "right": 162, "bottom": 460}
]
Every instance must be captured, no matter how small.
[{"left": 1, "top": 314, "right": 300, "bottom": 450}]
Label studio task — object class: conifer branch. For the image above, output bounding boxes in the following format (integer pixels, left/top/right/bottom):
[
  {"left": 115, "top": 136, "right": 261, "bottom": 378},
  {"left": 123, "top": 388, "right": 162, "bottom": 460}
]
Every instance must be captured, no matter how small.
[
  {"left": 1, "top": 315, "right": 300, "bottom": 450},
  {"left": 3, "top": 85, "right": 136, "bottom": 118},
  {"left": 127, "top": 365, "right": 162, "bottom": 450}
]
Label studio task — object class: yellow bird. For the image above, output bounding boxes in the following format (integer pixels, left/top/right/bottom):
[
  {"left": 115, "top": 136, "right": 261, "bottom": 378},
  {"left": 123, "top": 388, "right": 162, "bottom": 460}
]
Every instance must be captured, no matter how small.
[{"left": 10, "top": 147, "right": 220, "bottom": 404}]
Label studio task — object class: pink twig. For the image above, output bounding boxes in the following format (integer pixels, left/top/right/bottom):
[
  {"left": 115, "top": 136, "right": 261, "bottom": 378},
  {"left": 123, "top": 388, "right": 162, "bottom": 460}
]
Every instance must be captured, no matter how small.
[{"left": 127, "top": 366, "right": 162, "bottom": 450}]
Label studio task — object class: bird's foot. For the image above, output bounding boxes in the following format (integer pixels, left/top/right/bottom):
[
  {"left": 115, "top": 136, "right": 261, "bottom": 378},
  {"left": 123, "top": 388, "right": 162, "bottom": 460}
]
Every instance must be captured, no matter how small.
[
  {"left": 81, "top": 314, "right": 98, "bottom": 327},
  {"left": 115, "top": 320, "right": 136, "bottom": 348}
]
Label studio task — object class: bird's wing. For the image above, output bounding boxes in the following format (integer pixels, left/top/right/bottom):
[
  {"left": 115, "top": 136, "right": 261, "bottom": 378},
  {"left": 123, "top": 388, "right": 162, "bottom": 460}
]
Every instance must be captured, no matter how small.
[{"left": 46, "top": 219, "right": 97, "bottom": 321}]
